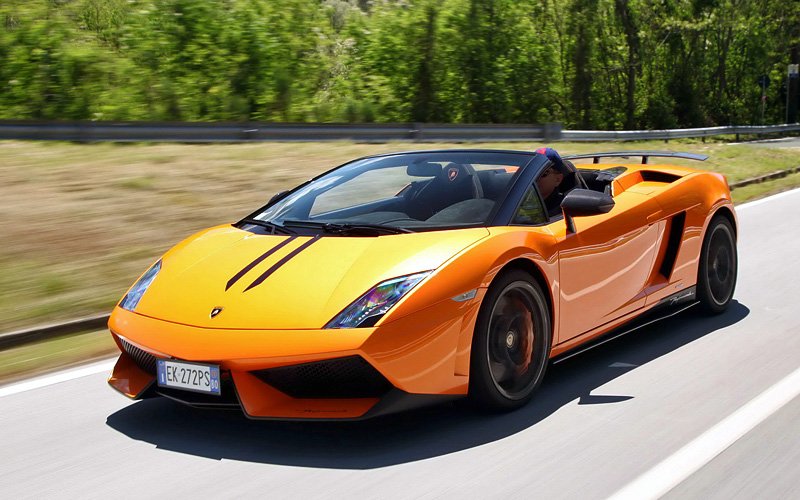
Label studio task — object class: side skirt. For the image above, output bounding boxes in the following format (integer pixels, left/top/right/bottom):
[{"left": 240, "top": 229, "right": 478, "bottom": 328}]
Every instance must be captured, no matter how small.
[{"left": 551, "top": 286, "right": 697, "bottom": 365}]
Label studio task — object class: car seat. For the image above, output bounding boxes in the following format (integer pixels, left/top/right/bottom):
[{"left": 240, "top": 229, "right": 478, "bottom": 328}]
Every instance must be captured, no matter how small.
[{"left": 410, "top": 162, "right": 483, "bottom": 219}]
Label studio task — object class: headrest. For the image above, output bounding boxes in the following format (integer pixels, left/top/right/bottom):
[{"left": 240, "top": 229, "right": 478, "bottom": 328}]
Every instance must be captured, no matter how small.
[{"left": 440, "top": 162, "right": 469, "bottom": 183}]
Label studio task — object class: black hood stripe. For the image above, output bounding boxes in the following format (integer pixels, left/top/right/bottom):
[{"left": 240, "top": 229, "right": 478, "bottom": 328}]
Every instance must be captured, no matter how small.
[
  {"left": 226, "top": 236, "right": 298, "bottom": 291},
  {"left": 244, "top": 235, "right": 321, "bottom": 292}
]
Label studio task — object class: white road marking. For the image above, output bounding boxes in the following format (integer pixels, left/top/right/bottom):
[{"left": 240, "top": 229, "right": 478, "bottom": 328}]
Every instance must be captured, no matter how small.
[
  {"left": 0, "top": 358, "right": 116, "bottom": 398},
  {"left": 736, "top": 186, "right": 800, "bottom": 210},
  {"left": 607, "top": 364, "right": 800, "bottom": 500}
]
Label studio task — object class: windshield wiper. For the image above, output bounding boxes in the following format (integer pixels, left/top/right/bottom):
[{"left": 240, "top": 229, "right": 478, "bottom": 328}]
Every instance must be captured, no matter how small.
[
  {"left": 281, "top": 220, "right": 412, "bottom": 235},
  {"left": 238, "top": 218, "right": 296, "bottom": 235}
]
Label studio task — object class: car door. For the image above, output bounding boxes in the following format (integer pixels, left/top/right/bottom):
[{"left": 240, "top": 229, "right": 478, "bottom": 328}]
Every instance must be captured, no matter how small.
[{"left": 552, "top": 189, "right": 662, "bottom": 342}]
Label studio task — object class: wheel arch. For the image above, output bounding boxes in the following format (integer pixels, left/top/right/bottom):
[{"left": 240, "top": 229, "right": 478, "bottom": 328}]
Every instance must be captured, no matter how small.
[
  {"left": 696, "top": 204, "right": 738, "bottom": 314},
  {"left": 710, "top": 204, "right": 738, "bottom": 241},
  {"left": 467, "top": 257, "right": 555, "bottom": 409},
  {"left": 492, "top": 257, "right": 555, "bottom": 336}
]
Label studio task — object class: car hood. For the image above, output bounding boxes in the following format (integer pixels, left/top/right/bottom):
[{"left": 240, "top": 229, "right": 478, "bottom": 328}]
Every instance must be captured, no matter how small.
[{"left": 132, "top": 225, "right": 489, "bottom": 329}]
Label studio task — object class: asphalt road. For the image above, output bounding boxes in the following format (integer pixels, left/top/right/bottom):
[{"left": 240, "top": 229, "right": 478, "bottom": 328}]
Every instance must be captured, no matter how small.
[{"left": 3, "top": 190, "right": 800, "bottom": 499}]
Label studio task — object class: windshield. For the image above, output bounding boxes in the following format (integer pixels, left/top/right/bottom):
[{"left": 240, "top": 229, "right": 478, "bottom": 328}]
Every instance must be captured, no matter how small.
[{"left": 250, "top": 152, "right": 531, "bottom": 232}]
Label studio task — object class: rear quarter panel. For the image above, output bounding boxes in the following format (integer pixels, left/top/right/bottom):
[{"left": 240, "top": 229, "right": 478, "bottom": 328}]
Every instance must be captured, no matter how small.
[{"left": 644, "top": 169, "right": 736, "bottom": 306}]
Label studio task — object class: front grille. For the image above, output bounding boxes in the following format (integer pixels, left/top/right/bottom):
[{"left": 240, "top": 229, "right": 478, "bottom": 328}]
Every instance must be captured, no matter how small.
[
  {"left": 119, "top": 337, "right": 158, "bottom": 375},
  {"left": 252, "top": 356, "right": 392, "bottom": 399}
]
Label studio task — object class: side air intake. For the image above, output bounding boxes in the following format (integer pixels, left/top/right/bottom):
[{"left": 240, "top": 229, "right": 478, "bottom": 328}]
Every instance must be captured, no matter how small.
[
  {"left": 640, "top": 171, "right": 682, "bottom": 184},
  {"left": 252, "top": 356, "right": 392, "bottom": 399},
  {"left": 119, "top": 337, "right": 158, "bottom": 375},
  {"left": 660, "top": 212, "right": 686, "bottom": 279}
]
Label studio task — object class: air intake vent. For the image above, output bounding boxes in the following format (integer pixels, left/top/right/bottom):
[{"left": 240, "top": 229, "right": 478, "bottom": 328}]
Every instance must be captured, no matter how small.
[
  {"left": 252, "top": 356, "right": 392, "bottom": 399},
  {"left": 119, "top": 338, "right": 158, "bottom": 375},
  {"left": 641, "top": 171, "right": 682, "bottom": 184},
  {"left": 660, "top": 212, "right": 686, "bottom": 279}
]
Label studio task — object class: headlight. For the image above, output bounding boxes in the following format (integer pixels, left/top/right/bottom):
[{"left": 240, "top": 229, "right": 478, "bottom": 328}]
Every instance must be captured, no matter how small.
[
  {"left": 119, "top": 260, "right": 162, "bottom": 312},
  {"left": 324, "top": 271, "right": 431, "bottom": 329}
]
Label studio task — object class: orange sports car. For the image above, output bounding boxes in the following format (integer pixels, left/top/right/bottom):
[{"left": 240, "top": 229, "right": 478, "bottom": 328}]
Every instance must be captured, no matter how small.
[{"left": 107, "top": 149, "right": 737, "bottom": 420}]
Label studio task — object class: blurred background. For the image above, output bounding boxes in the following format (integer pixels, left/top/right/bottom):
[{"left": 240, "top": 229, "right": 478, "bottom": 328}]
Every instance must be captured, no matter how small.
[
  {"left": 0, "top": 0, "right": 798, "bottom": 127},
  {"left": 1, "top": 0, "right": 799, "bottom": 380}
]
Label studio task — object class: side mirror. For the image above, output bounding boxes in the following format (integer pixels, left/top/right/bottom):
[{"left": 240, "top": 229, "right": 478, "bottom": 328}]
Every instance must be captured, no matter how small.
[
  {"left": 269, "top": 190, "right": 291, "bottom": 205},
  {"left": 561, "top": 189, "right": 615, "bottom": 233}
]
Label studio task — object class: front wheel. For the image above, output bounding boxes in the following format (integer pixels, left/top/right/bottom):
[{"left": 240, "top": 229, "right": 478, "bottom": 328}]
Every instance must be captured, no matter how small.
[
  {"left": 697, "top": 216, "right": 737, "bottom": 314},
  {"left": 468, "top": 270, "right": 551, "bottom": 412}
]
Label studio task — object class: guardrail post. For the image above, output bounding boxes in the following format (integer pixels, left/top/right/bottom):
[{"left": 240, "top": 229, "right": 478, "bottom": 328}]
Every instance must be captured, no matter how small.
[
  {"left": 241, "top": 124, "right": 259, "bottom": 142},
  {"left": 544, "top": 122, "right": 562, "bottom": 141},
  {"left": 77, "top": 122, "right": 91, "bottom": 143},
  {"left": 407, "top": 123, "right": 421, "bottom": 142}
]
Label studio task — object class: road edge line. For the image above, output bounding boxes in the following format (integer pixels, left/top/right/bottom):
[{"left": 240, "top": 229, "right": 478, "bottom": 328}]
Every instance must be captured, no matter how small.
[
  {"left": 0, "top": 358, "right": 116, "bottom": 398},
  {"left": 736, "top": 186, "right": 800, "bottom": 210},
  {"left": 607, "top": 364, "right": 800, "bottom": 500}
]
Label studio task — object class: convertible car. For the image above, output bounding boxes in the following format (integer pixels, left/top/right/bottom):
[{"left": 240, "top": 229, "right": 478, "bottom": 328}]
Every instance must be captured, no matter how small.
[{"left": 108, "top": 149, "right": 738, "bottom": 420}]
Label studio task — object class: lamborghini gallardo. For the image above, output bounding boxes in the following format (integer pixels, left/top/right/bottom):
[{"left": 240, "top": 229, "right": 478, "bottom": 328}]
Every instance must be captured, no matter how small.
[{"left": 108, "top": 149, "right": 738, "bottom": 420}]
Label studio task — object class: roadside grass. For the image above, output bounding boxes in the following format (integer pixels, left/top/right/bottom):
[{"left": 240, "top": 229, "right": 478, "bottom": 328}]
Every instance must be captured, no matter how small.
[
  {"left": 731, "top": 171, "right": 800, "bottom": 204},
  {"left": 0, "top": 330, "right": 117, "bottom": 385},
  {"left": 1, "top": 139, "right": 799, "bottom": 385}
]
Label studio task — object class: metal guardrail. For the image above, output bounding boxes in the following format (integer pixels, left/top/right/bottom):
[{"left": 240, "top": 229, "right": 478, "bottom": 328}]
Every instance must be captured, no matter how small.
[
  {"left": 562, "top": 124, "right": 800, "bottom": 141},
  {"left": 0, "top": 314, "right": 110, "bottom": 349},
  {"left": 0, "top": 120, "right": 798, "bottom": 143},
  {"left": 0, "top": 120, "right": 555, "bottom": 143}
]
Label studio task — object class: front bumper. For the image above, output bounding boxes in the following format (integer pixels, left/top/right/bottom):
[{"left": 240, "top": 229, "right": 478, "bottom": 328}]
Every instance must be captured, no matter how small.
[{"left": 107, "top": 295, "right": 482, "bottom": 420}]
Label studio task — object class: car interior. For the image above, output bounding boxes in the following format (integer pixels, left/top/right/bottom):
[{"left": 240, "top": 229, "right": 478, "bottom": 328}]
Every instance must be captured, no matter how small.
[
  {"left": 311, "top": 162, "right": 520, "bottom": 227},
  {"left": 259, "top": 155, "right": 631, "bottom": 232},
  {"left": 314, "top": 161, "right": 630, "bottom": 228},
  {"left": 575, "top": 165, "right": 628, "bottom": 195}
]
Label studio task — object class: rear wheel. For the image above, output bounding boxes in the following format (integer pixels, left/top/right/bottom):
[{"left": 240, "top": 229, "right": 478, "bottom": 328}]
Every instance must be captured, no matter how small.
[
  {"left": 468, "top": 270, "right": 551, "bottom": 411},
  {"left": 697, "top": 216, "right": 737, "bottom": 314}
]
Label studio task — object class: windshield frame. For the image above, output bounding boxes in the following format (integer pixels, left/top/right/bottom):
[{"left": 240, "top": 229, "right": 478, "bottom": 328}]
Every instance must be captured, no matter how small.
[{"left": 238, "top": 150, "right": 549, "bottom": 233}]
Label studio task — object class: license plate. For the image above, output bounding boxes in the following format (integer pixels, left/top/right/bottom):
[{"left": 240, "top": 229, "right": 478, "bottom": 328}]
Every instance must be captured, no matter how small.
[{"left": 157, "top": 359, "right": 221, "bottom": 395}]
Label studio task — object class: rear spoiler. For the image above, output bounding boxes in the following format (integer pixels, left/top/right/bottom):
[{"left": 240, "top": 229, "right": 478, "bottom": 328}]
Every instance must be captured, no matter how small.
[{"left": 562, "top": 151, "right": 709, "bottom": 165}]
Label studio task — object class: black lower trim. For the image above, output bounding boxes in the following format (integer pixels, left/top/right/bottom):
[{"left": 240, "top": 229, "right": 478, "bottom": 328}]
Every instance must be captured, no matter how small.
[
  {"left": 147, "top": 358, "right": 459, "bottom": 420},
  {"left": 153, "top": 377, "right": 240, "bottom": 408},
  {"left": 359, "top": 389, "right": 462, "bottom": 420},
  {"left": 552, "top": 286, "right": 697, "bottom": 364},
  {"left": 237, "top": 388, "right": 462, "bottom": 422}
]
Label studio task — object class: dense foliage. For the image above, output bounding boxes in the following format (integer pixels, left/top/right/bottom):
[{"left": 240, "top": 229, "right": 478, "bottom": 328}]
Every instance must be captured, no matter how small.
[{"left": 0, "top": 0, "right": 798, "bottom": 128}]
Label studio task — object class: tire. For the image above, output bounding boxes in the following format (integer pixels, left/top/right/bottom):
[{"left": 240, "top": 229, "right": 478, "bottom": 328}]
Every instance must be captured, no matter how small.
[
  {"left": 696, "top": 216, "right": 737, "bottom": 315},
  {"left": 468, "top": 269, "right": 552, "bottom": 412}
]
